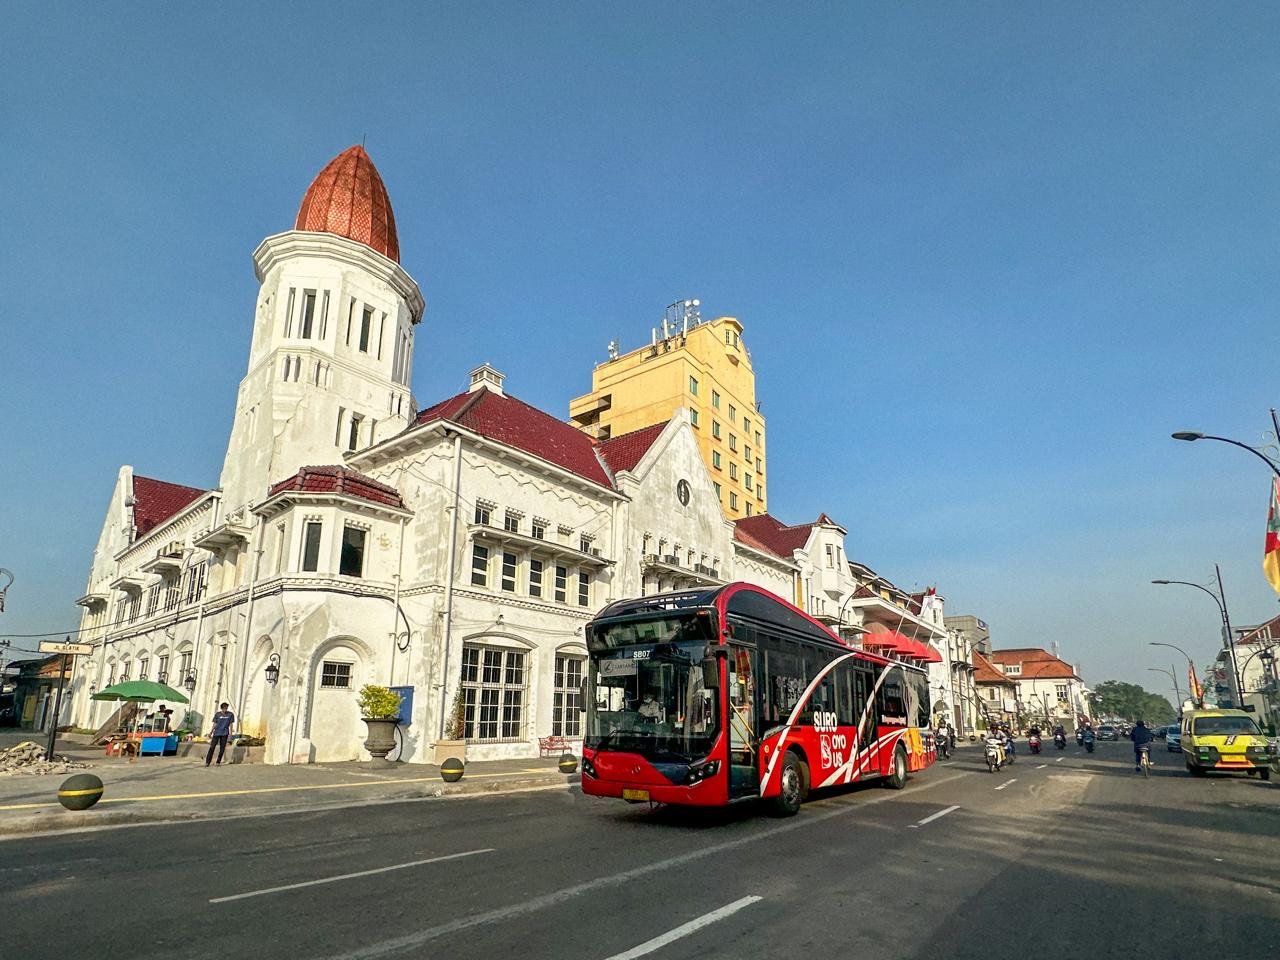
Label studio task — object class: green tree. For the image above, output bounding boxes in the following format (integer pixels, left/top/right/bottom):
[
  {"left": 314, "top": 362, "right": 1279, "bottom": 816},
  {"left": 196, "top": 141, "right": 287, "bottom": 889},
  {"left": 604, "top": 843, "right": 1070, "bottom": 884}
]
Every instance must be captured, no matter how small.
[{"left": 1088, "top": 680, "right": 1175, "bottom": 724}]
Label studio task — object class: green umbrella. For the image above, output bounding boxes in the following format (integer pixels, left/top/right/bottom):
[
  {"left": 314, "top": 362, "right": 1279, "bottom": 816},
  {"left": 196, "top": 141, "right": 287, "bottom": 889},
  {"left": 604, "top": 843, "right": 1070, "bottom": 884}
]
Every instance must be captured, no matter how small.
[{"left": 91, "top": 679, "right": 190, "bottom": 704}]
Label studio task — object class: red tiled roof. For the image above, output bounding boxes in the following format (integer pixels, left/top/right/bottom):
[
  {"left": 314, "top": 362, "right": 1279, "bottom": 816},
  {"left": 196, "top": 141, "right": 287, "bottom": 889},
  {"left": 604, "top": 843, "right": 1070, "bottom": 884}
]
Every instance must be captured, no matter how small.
[
  {"left": 132, "top": 476, "right": 207, "bottom": 538},
  {"left": 989, "top": 648, "right": 1055, "bottom": 663},
  {"left": 732, "top": 514, "right": 816, "bottom": 559},
  {"left": 989, "top": 648, "right": 1080, "bottom": 681},
  {"left": 414, "top": 388, "right": 613, "bottom": 488},
  {"left": 295, "top": 145, "right": 399, "bottom": 263},
  {"left": 599, "top": 421, "right": 668, "bottom": 476},
  {"left": 268, "top": 466, "right": 406, "bottom": 509},
  {"left": 973, "top": 650, "right": 1015, "bottom": 686}
]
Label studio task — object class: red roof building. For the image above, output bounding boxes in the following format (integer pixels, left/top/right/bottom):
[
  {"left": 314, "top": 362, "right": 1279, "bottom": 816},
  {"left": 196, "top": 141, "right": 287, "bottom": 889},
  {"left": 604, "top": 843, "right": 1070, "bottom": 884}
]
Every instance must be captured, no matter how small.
[
  {"left": 598, "top": 422, "right": 668, "bottom": 476},
  {"left": 294, "top": 145, "right": 400, "bottom": 263},
  {"left": 989, "top": 648, "right": 1081, "bottom": 681},
  {"left": 267, "top": 466, "right": 406, "bottom": 510},
  {"left": 131, "top": 475, "right": 207, "bottom": 538}
]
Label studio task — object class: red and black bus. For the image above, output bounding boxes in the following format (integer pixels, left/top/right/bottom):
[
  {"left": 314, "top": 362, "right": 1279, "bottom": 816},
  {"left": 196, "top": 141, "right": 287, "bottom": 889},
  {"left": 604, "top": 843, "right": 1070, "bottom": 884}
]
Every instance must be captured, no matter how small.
[{"left": 580, "top": 582, "right": 935, "bottom": 816}]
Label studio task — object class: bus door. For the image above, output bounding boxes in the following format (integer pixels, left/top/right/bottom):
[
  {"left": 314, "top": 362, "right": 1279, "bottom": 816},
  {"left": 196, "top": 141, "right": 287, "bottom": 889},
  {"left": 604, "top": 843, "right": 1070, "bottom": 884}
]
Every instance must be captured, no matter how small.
[
  {"left": 727, "top": 644, "right": 759, "bottom": 799},
  {"left": 854, "top": 666, "right": 878, "bottom": 774}
]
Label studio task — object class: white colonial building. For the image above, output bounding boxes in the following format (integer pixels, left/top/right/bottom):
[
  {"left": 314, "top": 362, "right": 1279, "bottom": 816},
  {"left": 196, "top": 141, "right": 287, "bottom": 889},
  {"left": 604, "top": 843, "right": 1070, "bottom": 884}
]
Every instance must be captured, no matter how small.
[{"left": 67, "top": 145, "right": 951, "bottom": 764}]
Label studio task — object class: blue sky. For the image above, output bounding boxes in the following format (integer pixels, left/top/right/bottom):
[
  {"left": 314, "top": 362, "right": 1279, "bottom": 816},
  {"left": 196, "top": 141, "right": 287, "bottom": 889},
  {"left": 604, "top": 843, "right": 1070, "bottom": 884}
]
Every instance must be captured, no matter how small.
[{"left": 3, "top": 4, "right": 1279, "bottom": 694}]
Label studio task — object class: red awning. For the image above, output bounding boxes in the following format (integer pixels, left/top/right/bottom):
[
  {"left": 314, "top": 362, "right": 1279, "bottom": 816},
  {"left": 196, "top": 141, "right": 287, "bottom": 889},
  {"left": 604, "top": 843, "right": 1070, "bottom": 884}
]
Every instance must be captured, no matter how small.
[{"left": 865, "top": 631, "right": 942, "bottom": 663}]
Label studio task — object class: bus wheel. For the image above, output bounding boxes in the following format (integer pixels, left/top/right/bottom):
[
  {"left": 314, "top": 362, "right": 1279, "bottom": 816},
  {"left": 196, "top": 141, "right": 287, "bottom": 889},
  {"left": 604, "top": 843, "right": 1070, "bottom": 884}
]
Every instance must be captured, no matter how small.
[
  {"left": 883, "top": 746, "right": 908, "bottom": 790},
  {"left": 768, "top": 753, "right": 804, "bottom": 817}
]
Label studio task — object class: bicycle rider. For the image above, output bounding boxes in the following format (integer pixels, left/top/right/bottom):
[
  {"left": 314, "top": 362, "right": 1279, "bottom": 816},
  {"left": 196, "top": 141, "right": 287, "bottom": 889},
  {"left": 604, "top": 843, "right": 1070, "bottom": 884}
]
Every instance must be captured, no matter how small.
[{"left": 1129, "top": 719, "right": 1154, "bottom": 772}]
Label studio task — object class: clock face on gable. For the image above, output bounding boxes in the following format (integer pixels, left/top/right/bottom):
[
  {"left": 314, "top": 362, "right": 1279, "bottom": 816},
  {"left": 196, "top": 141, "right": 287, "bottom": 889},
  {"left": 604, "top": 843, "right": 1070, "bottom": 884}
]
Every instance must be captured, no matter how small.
[{"left": 676, "top": 479, "right": 691, "bottom": 506}]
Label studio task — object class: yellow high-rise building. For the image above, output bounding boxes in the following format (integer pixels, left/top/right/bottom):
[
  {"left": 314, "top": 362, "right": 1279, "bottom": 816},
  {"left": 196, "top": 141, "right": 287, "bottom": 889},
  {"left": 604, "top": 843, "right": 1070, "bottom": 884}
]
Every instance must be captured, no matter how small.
[{"left": 569, "top": 304, "right": 766, "bottom": 519}]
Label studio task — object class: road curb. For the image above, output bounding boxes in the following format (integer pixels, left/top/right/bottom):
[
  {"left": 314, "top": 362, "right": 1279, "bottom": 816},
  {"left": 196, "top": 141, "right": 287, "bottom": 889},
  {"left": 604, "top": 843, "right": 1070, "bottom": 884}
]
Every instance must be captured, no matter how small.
[{"left": 0, "top": 772, "right": 580, "bottom": 839}]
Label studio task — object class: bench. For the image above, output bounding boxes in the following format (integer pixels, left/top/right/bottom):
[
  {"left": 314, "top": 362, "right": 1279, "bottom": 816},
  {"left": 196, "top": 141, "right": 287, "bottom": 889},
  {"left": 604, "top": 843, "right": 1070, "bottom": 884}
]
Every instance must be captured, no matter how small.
[{"left": 538, "top": 736, "right": 570, "bottom": 757}]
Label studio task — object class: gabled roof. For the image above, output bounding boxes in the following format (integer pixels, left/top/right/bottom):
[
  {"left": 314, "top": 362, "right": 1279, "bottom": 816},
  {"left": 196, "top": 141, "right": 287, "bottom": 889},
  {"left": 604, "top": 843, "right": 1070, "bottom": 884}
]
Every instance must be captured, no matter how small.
[
  {"left": 599, "top": 421, "right": 668, "bottom": 476},
  {"left": 989, "top": 648, "right": 1056, "bottom": 663},
  {"left": 732, "top": 514, "right": 818, "bottom": 558},
  {"left": 268, "top": 466, "right": 406, "bottom": 510},
  {"left": 132, "top": 476, "right": 207, "bottom": 538},
  {"left": 413, "top": 387, "right": 613, "bottom": 488},
  {"left": 973, "top": 650, "right": 1016, "bottom": 686},
  {"left": 990, "top": 648, "right": 1080, "bottom": 681}
]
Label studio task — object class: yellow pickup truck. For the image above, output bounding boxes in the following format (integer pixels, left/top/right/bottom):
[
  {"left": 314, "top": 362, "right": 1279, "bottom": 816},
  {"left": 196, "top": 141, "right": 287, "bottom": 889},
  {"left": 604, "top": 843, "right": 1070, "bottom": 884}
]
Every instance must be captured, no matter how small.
[{"left": 1180, "top": 709, "right": 1272, "bottom": 781}]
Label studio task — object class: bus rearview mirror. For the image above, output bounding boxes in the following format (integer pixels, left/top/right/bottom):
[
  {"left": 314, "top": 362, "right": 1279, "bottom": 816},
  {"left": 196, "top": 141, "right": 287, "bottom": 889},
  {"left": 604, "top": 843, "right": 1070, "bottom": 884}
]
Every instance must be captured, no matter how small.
[{"left": 701, "top": 657, "right": 720, "bottom": 689}]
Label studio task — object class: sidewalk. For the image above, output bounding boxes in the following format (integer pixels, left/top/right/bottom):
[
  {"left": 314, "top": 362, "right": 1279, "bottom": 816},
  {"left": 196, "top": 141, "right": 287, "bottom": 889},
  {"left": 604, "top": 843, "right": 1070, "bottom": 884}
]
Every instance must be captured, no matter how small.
[{"left": 0, "top": 731, "right": 579, "bottom": 837}]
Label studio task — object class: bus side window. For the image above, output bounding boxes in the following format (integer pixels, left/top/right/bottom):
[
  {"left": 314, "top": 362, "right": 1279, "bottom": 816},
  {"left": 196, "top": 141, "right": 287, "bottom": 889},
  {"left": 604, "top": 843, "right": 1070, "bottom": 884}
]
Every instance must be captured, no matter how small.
[{"left": 835, "top": 666, "right": 857, "bottom": 728}]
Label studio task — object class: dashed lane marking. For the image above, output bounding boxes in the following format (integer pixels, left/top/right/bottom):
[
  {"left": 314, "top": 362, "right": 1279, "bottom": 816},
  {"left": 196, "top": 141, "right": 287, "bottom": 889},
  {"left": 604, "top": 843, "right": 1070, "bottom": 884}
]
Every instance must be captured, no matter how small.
[
  {"left": 601, "top": 896, "right": 763, "bottom": 960},
  {"left": 994, "top": 779, "right": 1017, "bottom": 791},
  {"left": 909, "top": 804, "right": 960, "bottom": 828},
  {"left": 209, "top": 848, "right": 495, "bottom": 903}
]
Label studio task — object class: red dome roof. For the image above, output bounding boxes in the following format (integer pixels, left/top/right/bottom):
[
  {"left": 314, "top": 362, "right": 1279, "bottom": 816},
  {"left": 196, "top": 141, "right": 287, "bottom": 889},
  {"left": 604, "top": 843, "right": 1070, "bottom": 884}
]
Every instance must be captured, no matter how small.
[{"left": 294, "top": 145, "right": 400, "bottom": 263}]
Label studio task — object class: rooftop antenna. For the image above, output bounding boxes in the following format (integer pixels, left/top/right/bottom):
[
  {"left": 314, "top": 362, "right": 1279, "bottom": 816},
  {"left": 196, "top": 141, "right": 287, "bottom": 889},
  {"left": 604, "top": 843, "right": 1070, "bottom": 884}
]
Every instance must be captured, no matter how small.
[{"left": 607, "top": 339, "right": 619, "bottom": 360}]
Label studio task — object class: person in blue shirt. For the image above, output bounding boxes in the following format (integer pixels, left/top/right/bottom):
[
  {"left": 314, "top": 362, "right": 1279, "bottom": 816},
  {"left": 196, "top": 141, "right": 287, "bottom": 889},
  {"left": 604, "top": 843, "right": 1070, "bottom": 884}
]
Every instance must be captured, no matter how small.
[
  {"left": 206, "top": 702, "right": 236, "bottom": 766},
  {"left": 1129, "top": 719, "right": 1154, "bottom": 772}
]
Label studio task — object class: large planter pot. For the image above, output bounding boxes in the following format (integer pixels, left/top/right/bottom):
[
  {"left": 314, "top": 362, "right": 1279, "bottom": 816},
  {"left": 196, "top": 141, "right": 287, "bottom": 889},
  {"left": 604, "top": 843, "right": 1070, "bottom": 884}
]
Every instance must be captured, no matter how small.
[
  {"left": 362, "top": 718, "right": 399, "bottom": 761},
  {"left": 431, "top": 738, "right": 467, "bottom": 766}
]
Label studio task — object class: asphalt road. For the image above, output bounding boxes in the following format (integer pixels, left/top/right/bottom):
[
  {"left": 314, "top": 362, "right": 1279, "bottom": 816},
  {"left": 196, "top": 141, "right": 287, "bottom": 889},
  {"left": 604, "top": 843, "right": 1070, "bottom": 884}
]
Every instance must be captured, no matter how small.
[{"left": 2, "top": 740, "right": 1277, "bottom": 960}]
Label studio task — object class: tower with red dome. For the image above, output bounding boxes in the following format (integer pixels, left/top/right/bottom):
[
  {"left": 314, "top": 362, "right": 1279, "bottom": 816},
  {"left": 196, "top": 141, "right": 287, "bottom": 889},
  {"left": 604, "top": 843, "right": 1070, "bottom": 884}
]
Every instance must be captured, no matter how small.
[{"left": 217, "top": 146, "right": 425, "bottom": 517}]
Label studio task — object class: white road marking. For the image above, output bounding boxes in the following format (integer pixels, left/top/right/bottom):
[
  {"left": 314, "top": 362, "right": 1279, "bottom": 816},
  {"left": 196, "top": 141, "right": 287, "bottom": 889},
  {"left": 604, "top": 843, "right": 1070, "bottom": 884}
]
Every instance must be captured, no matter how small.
[
  {"left": 1036, "top": 764, "right": 1047, "bottom": 769},
  {"left": 209, "top": 848, "right": 494, "bottom": 903},
  {"left": 909, "top": 804, "right": 960, "bottom": 828},
  {"left": 994, "top": 779, "right": 1017, "bottom": 791},
  {"left": 1056, "top": 757, "right": 1064, "bottom": 762},
  {"left": 317, "top": 770, "right": 971, "bottom": 960},
  {"left": 601, "top": 896, "right": 762, "bottom": 960}
]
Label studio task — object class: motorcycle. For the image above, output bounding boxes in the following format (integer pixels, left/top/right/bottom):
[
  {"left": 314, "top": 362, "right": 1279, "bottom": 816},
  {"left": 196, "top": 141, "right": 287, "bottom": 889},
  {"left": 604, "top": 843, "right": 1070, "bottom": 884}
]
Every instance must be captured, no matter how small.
[
  {"left": 1054, "top": 732, "right": 1067, "bottom": 750},
  {"left": 984, "top": 738, "right": 1004, "bottom": 773},
  {"left": 1084, "top": 733, "right": 1095, "bottom": 754},
  {"left": 935, "top": 733, "right": 951, "bottom": 760},
  {"left": 1028, "top": 734, "right": 1042, "bottom": 755}
]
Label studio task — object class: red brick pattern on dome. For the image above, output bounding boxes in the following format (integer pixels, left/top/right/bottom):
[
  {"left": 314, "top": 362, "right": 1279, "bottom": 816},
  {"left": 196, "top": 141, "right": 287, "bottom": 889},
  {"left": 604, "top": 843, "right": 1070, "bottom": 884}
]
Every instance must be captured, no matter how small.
[
  {"left": 414, "top": 388, "right": 614, "bottom": 488},
  {"left": 733, "top": 514, "right": 815, "bottom": 559},
  {"left": 295, "top": 145, "right": 400, "bottom": 263},
  {"left": 132, "top": 476, "right": 207, "bottom": 539},
  {"left": 268, "top": 466, "right": 405, "bottom": 510},
  {"left": 599, "top": 422, "right": 668, "bottom": 476}
]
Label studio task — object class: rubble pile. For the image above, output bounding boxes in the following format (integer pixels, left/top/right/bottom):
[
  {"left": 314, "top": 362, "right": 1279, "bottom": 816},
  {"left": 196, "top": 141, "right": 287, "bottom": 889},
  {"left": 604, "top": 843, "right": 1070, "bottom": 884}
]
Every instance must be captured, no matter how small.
[{"left": 0, "top": 741, "right": 91, "bottom": 777}]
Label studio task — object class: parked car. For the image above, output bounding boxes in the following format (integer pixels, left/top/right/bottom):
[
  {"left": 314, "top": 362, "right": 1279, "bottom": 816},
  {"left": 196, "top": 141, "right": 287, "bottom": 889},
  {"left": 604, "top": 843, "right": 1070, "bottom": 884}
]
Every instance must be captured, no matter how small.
[
  {"left": 1166, "top": 727, "right": 1182, "bottom": 752},
  {"left": 1153, "top": 725, "right": 1169, "bottom": 740},
  {"left": 1096, "top": 724, "right": 1118, "bottom": 740}
]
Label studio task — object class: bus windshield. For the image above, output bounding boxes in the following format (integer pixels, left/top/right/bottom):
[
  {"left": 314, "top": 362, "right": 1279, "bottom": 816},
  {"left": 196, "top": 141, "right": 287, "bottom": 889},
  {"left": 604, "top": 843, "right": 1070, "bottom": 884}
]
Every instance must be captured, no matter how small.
[{"left": 586, "top": 613, "right": 719, "bottom": 762}]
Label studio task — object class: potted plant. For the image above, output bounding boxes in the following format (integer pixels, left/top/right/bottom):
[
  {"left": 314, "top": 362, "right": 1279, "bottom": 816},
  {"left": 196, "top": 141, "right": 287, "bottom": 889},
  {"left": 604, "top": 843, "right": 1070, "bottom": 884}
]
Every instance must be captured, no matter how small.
[
  {"left": 431, "top": 686, "right": 468, "bottom": 766},
  {"left": 357, "top": 684, "right": 403, "bottom": 762}
]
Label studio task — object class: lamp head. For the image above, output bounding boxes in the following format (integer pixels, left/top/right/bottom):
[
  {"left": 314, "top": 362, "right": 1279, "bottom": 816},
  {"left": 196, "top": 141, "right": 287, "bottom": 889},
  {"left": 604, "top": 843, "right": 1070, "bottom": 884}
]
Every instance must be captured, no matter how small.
[
  {"left": 1171, "top": 431, "right": 1204, "bottom": 442},
  {"left": 1151, "top": 580, "right": 1170, "bottom": 585}
]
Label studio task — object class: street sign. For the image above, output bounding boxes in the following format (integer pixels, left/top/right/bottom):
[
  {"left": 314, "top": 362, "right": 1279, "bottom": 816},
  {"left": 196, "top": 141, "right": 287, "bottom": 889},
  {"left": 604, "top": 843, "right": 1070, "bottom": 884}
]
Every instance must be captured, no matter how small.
[{"left": 38, "top": 641, "right": 93, "bottom": 656}]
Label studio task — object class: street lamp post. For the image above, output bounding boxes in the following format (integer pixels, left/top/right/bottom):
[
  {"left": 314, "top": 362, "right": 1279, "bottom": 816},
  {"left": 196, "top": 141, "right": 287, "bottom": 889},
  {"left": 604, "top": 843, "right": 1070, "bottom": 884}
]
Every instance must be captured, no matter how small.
[
  {"left": 1147, "top": 666, "right": 1183, "bottom": 711},
  {"left": 1171, "top": 426, "right": 1280, "bottom": 479},
  {"left": 1149, "top": 641, "right": 1201, "bottom": 707},
  {"left": 1151, "top": 569, "right": 1246, "bottom": 708}
]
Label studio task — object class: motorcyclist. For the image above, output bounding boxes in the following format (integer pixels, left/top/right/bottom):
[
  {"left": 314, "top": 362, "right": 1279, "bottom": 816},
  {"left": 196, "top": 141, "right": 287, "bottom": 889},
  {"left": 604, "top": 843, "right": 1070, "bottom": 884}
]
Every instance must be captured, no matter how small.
[
  {"left": 935, "top": 719, "right": 953, "bottom": 757},
  {"left": 985, "top": 727, "right": 1006, "bottom": 766},
  {"left": 1129, "top": 719, "right": 1154, "bottom": 772},
  {"left": 1002, "top": 726, "right": 1016, "bottom": 759}
]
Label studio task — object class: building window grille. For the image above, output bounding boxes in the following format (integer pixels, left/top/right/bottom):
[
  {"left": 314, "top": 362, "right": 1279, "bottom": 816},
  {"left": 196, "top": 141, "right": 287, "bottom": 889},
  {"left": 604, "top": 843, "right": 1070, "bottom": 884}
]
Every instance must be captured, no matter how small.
[
  {"left": 163, "top": 577, "right": 180, "bottom": 612},
  {"left": 138, "top": 658, "right": 149, "bottom": 681},
  {"left": 531, "top": 521, "right": 546, "bottom": 540},
  {"left": 299, "top": 290, "right": 316, "bottom": 339},
  {"left": 320, "top": 661, "right": 352, "bottom": 688},
  {"left": 501, "top": 552, "right": 517, "bottom": 592},
  {"left": 554, "top": 565, "right": 568, "bottom": 603},
  {"left": 553, "top": 655, "right": 584, "bottom": 737},
  {"left": 712, "top": 390, "right": 720, "bottom": 409},
  {"left": 359, "top": 306, "right": 373, "bottom": 352},
  {"left": 474, "top": 504, "right": 491, "bottom": 525},
  {"left": 461, "top": 645, "right": 526, "bottom": 742},
  {"left": 146, "top": 584, "right": 161, "bottom": 618},
  {"left": 503, "top": 511, "right": 520, "bottom": 533},
  {"left": 689, "top": 376, "right": 698, "bottom": 396},
  {"left": 529, "top": 558, "right": 543, "bottom": 598},
  {"left": 578, "top": 571, "right": 590, "bottom": 607}
]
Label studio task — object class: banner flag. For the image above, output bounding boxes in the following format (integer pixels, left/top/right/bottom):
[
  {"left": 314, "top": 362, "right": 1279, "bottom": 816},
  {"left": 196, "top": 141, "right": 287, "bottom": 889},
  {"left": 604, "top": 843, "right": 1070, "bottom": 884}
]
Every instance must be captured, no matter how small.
[
  {"left": 1188, "top": 664, "right": 1203, "bottom": 706},
  {"left": 1265, "top": 477, "right": 1280, "bottom": 594}
]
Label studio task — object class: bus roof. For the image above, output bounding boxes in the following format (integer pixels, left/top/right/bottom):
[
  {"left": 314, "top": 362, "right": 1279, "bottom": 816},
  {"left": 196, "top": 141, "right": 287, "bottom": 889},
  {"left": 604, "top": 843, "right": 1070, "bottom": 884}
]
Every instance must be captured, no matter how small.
[{"left": 592, "top": 582, "right": 906, "bottom": 670}]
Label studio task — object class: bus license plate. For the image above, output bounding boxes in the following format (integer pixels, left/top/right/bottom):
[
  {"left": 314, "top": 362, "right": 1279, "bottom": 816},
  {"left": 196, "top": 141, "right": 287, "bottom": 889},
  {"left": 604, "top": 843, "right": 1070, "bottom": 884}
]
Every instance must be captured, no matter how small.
[{"left": 622, "top": 788, "right": 650, "bottom": 802}]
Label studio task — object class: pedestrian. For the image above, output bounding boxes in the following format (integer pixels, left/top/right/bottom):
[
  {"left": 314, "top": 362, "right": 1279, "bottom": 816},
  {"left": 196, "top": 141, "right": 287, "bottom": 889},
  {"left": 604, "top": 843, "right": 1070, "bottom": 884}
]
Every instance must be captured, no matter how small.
[{"left": 206, "top": 701, "right": 236, "bottom": 766}]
